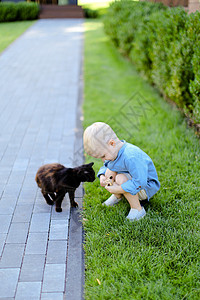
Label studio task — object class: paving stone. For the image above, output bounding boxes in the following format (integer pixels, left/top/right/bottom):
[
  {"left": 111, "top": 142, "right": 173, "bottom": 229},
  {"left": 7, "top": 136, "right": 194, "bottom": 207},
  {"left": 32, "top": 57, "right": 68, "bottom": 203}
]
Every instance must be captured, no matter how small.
[
  {"left": 41, "top": 292, "right": 64, "bottom": 300},
  {"left": 29, "top": 213, "right": 51, "bottom": 233},
  {"left": 25, "top": 232, "right": 48, "bottom": 255},
  {"left": 0, "top": 174, "right": 9, "bottom": 186},
  {"left": 23, "top": 173, "right": 37, "bottom": 186},
  {"left": 0, "top": 184, "right": 5, "bottom": 198},
  {"left": 51, "top": 195, "right": 70, "bottom": 220},
  {"left": 6, "top": 171, "right": 25, "bottom": 186},
  {"left": 0, "top": 233, "right": 6, "bottom": 256},
  {"left": 0, "top": 268, "right": 20, "bottom": 298},
  {"left": 19, "top": 254, "right": 45, "bottom": 282},
  {"left": 6, "top": 222, "right": 29, "bottom": 244},
  {"left": 51, "top": 207, "right": 70, "bottom": 220},
  {"left": 33, "top": 201, "right": 52, "bottom": 214},
  {"left": 0, "top": 19, "right": 84, "bottom": 299},
  {"left": 0, "top": 215, "right": 12, "bottom": 234},
  {"left": 0, "top": 244, "right": 25, "bottom": 268},
  {"left": 46, "top": 240, "right": 67, "bottom": 264},
  {"left": 0, "top": 197, "right": 17, "bottom": 215},
  {"left": 75, "top": 185, "right": 84, "bottom": 199},
  {"left": 42, "top": 264, "right": 66, "bottom": 293},
  {"left": 15, "top": 282, "right": 41, "bottom": 300},
  {"left": 12, "top": 204, "right": 34, "bottom": 222},
  {"left": 49, "top": 219, "right": 69, "bottom": 240},
  {"left": 17, "top": 187, "right": 37, "bottom": 204},
  {"left": 2, "top": 184, "right": 22, "bottom": 198}
]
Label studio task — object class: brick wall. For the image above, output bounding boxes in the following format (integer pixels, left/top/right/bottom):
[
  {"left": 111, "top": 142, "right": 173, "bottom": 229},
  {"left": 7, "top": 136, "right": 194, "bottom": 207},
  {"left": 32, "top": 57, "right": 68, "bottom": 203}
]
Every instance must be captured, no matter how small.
[
  {"left": 139, "top": 0, "right": 200, "bottom": 12},
  {"left": 139, "top": 0, "right": 188, "bottom": 6},
  {"left": 188, "top": 0, "right": 200, "bottom": 12}
]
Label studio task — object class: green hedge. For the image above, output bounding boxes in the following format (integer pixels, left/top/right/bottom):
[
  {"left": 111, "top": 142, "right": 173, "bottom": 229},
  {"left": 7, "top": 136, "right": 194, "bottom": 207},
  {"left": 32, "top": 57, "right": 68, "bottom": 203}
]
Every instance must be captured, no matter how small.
[
  {"left": 0, "top": 2, "right": 39, "bottom": 22},
  {"left": 84, "top": 7, "right": 99, "bottom": 19},
  {"left": 104, "top": 0, "right": 200, "bottom": 124}
]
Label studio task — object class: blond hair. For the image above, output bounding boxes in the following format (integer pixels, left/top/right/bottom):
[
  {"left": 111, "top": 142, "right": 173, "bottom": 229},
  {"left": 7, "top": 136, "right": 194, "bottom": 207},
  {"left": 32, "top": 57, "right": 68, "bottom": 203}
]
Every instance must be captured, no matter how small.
[{"left": 83, "top": 122, "right": 119, "bottom": 157}]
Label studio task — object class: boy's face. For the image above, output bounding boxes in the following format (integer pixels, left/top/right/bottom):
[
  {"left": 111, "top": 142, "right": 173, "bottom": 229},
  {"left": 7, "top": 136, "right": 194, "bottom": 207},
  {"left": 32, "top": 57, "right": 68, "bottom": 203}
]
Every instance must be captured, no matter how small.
[
  {"left": 97, "top": 141, "right": 117, "bottom": 162},
  {"left": 100, "top": 149, "right": 116, "bottom": 162}
]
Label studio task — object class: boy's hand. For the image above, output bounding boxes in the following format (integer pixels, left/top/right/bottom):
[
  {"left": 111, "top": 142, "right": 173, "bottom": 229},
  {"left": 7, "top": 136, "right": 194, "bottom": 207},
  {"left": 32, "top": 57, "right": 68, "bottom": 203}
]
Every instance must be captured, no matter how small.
[
  {"left": 104, "top": 169, "right": 117, "bottom": 186},
  {"left": 105, "top": 182, "right": 124, "bottom": 194},
  {"left": 100, "top": 170, "right": 117, "bottom": 187},
  {"left": 105, "top": 169, "right": 117, "bottom": 181},
  {"left": 100, "top": 175, "right": 107, "bottom": 187}
]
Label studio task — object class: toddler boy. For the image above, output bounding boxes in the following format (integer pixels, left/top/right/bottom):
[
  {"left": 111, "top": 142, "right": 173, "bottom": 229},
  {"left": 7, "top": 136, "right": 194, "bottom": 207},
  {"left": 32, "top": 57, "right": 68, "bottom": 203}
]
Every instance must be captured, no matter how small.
[{"left": 83, "top": 122, "right": 160, "bottom": 221}]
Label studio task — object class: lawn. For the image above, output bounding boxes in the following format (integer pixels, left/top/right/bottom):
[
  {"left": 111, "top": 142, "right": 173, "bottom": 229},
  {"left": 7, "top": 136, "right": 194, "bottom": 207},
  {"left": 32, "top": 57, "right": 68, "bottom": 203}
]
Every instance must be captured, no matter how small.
[
  {"left": 83, "top": 20, "right": 200, "bottom": 300},
  {"left": 78, "top": 0, "right": 115, "bottom": 9},
  {"left": 78, "top": 0, "right": 138, "bottom": 9},
  {"left": 0, "top": 21, "right": 35, "bottom": 54}
]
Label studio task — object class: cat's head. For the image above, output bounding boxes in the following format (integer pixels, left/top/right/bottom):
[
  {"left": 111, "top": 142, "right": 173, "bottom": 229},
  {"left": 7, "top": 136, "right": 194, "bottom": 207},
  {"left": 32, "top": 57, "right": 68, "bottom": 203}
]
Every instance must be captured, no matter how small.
[{"left": 76, "top": 162, "right": 95, "bottom": 182}]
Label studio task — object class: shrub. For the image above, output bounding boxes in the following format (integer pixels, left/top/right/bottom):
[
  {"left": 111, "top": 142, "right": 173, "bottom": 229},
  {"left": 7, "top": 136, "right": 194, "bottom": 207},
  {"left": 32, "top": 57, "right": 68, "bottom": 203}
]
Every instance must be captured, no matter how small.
[
  {"left": 140, "top": 8, "right": 188, "bottom": 101},
  {"left": 84, "top": 8, "right": 99, "bottom": 19},
  {"left": 104, "top": 0, "right": 134, "bottom": 49},
  {"left": 104, "top": 1, "right": 166, "bottom": 56},
  {"left": 104, "top": 0, "right": 200, "bottom": 124},
  {"left": 0, "top": 2, "right": 18, "bottom": 22},
  {"left": 189, "top": 45, "right": 200, "bottom": 123},
  {"left": 185, "top": 13, "right": 200, "bottom": 122},
  {"left": 163, "top": 10, "right": 200, "bottom": 108},
  {"left": 0, "top": 2, "right": 39, "bottom": 22},
  {"left": 17, "top": 2, "right": 39, "bottom": 20}
]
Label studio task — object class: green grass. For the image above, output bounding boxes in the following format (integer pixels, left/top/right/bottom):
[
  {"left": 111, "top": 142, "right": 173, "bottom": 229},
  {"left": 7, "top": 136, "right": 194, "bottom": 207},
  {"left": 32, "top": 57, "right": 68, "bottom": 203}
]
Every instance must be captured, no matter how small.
[
  {"left": 0, "top": 21, "right": 35, "bottom": 54},
  {"left": 78, "top": 0, "right": 138, "bottom": 9},
  {"left": 78, "top": 0, "right": 115, "bottom": 16},
  {"left": 78, "top": 0, "right": 115, "bottom": 9},
  {"left": 83, "top": 20, "right": 200, "bottom": 300}
]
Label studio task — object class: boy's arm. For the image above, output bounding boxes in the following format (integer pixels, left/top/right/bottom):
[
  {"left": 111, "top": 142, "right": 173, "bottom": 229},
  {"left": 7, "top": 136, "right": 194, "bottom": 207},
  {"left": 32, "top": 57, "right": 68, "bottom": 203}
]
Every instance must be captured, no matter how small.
[
  {"left": 106, "top": 161, "right": 147, "bottom": 195},
  {"left": 98, "top": 167, "right": 117, "bottom": 187},
  {"left": 97, "top": 165, "right": 107, "bottom": 187},
  {"left": 121, "top": 157, "right": 148, "bottom": 195},
  {"left": 105, "top": 182, "right": 125, "bottom": 194},
  {"left": 97, "top": 165, "right": 107, "bottom": 178}
]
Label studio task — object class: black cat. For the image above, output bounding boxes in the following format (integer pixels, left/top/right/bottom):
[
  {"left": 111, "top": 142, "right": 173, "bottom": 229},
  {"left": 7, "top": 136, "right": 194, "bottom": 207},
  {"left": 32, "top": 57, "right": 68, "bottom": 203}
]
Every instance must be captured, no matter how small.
[{"left": 35, "top": 162, "right": 95, "bottom": 212}]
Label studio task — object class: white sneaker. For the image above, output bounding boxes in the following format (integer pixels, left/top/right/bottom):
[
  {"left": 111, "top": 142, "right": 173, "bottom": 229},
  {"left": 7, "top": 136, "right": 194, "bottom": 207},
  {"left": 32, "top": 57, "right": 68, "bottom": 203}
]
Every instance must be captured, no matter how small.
[
  {"left": 102, "top": 194, "right": 122, "bottom": 206},
  {"left": 126, "top": 207, "right": 146, "bottom": 221}
]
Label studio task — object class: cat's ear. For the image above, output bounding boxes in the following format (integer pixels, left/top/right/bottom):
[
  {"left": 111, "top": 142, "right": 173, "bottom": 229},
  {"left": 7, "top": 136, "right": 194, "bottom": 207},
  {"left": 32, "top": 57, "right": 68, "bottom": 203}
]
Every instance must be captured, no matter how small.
[{"left": 86, "top": 162, "right": 94, "bottom": 167}]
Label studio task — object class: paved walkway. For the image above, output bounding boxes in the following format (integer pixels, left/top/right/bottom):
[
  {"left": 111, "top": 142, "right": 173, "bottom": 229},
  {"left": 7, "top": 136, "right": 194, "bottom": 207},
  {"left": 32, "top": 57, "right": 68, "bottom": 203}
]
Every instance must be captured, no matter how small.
[{"left": 0, "top": 19, "right": 84, "bottom": 299}]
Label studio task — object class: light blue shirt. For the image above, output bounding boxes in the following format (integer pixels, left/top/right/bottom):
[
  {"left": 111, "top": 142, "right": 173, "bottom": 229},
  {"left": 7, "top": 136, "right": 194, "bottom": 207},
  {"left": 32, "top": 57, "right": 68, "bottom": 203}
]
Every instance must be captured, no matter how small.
[{"left": 97, "top": 142, "right": 160, "bottom": 200}]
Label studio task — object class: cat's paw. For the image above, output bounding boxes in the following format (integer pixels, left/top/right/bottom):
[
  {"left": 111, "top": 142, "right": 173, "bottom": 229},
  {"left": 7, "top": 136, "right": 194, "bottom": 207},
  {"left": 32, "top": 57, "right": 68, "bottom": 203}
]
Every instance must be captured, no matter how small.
[
  {"left": 56, "top": 207, "right": 62, "bottom": 213},
  {"left": 46, "top": 200, "right": 54, "bottom": 206},
  {"left": 71, "top": 201, "right": 78, "bottom": 208}
]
